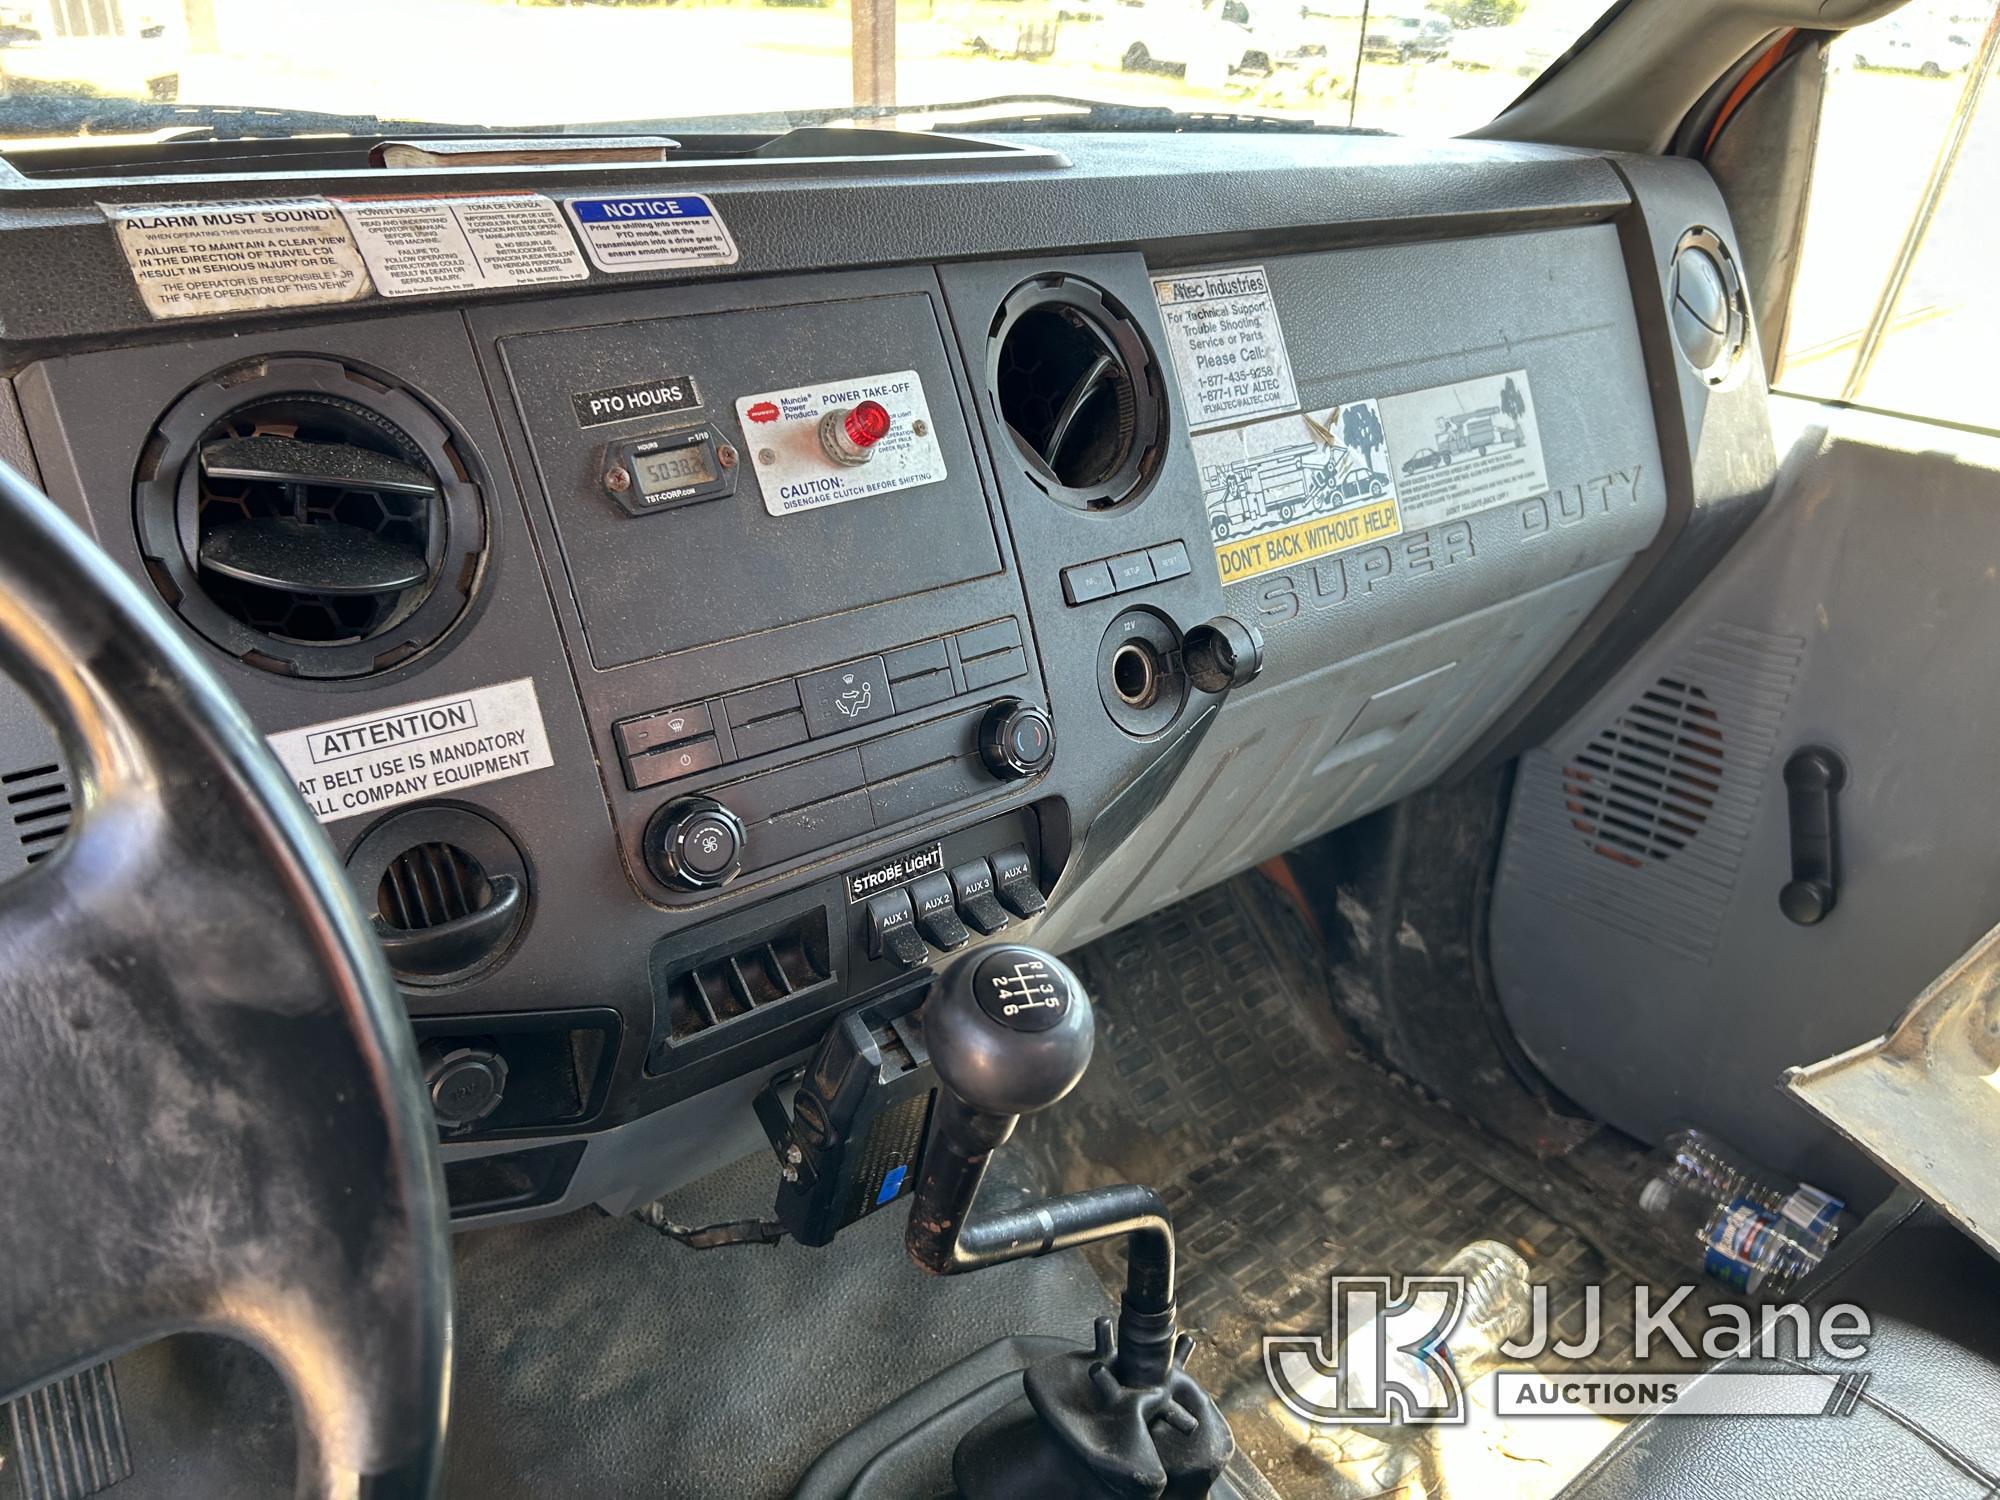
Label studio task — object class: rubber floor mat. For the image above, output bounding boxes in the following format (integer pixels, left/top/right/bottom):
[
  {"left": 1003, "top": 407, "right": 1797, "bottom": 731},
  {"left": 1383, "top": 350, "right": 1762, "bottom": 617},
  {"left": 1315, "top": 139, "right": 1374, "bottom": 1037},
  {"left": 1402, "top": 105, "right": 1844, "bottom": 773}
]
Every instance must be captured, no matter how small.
[{"left": 1023, "top": 875, "right": 1722, "bottom": 1500}]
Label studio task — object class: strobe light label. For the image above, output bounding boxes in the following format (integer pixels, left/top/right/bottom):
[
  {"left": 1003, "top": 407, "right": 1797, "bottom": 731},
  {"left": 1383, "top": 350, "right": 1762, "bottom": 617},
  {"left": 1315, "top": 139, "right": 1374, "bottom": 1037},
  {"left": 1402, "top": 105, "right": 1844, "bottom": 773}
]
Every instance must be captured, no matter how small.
[
  {"left": 267, "top": 677, "right": 555, "bottom": 824},
  {"left": 846, "top": 842, "right": 945, "bottom": 903}
]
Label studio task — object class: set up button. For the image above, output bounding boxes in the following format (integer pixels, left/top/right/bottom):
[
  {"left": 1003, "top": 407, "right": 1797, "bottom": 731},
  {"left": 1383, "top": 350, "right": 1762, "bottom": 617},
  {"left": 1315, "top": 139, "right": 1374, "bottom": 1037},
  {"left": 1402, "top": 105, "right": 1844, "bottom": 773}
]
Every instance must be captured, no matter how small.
[{"left": 1062, "top": 539, "right": 1191, "bottom": 605}]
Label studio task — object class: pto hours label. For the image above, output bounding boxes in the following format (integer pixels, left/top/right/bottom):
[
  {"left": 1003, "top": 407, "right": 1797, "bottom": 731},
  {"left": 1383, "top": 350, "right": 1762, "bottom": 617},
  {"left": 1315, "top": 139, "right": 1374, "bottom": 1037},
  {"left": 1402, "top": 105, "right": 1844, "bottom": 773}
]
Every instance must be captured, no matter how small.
[
  {"left": 266, "top": 678, "right": 555, "bottom": 824},
  {"left": 1151, "top": 265, "right": 1301, "bottom": 431}
]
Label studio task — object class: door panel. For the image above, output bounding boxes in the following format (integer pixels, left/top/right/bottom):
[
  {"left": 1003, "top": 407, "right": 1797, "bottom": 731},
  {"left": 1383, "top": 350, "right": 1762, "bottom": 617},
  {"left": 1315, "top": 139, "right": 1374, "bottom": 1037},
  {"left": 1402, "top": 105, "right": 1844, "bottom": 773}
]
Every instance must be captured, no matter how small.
[{"left": 1490, "top": 395, "right": 2000, "bottom": 1204}]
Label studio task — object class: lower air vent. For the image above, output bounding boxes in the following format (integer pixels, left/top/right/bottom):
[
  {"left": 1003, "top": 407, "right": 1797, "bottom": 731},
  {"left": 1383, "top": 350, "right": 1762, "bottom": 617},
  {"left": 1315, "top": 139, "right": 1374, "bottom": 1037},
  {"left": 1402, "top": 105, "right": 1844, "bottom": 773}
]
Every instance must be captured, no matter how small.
[
  {"left": 346, "top": 807, "right": 528, "bottom": 987},
  {"left": 135, "top": 357, "right": 487, "bottom": 680},
  {"left": 5, "top": 762, "right": 71, "bottom": 870},
  {"left": 987, "top": 274, "right": 1165, "bottom": 511},
  {"left": 1560, "top": 677, "right": 1721, "bottom": 868},
  {"left": 648, "top": 907, "right": 835, "bottom": 1068}
]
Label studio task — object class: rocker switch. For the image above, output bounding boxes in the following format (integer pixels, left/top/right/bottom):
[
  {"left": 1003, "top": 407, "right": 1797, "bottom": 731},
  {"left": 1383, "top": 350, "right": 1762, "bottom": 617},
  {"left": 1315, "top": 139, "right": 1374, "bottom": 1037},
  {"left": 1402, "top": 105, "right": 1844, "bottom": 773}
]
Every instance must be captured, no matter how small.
[
  {"left": 866, "top": 887, "right": 930, "bottom": 969},
  {"left": 949, "top": 859, "right": 1011, "bottom": 936},
  {"left": 989, "top": 844, "right": 1046, "bottom": 919},
  {"left": 910, "top": 872, "right": 970, "bottom": 952}
]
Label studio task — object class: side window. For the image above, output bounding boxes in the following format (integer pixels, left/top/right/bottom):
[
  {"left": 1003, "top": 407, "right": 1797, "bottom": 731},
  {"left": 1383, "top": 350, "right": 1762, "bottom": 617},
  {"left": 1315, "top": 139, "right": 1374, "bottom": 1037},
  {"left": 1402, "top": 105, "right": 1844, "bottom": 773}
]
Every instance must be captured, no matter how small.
[{"left": 1777, "top": 5, "right": 1999, "bottom": 431}]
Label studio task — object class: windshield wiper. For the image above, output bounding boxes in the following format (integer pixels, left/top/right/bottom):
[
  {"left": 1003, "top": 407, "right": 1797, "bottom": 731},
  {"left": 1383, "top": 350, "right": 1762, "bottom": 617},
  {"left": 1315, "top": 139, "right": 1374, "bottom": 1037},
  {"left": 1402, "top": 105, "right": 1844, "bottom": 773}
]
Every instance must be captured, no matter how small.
[
  {"left": 0, "top": 95, "right": 494, "bottom": 142},
  {"left": 813, "top": 94, "right": 1386, "bottom": 135}
]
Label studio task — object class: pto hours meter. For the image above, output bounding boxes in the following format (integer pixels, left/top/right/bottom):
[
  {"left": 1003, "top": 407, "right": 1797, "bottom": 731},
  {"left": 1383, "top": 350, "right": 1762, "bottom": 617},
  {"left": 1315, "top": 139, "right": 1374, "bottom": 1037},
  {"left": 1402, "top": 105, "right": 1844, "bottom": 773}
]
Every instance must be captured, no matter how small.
[{"left": 602, "top": 426, "right": 739, "bottom": 517}]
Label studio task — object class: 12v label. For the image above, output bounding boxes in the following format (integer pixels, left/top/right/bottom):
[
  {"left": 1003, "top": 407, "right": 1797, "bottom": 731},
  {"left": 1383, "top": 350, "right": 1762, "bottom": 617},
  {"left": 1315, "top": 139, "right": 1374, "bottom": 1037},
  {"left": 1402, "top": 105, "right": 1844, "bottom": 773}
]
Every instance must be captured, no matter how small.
[
  {"left": 267, "top": 677, "right": 554, "bottom": 824},
  {"left": 737, "top": 370, "right": 947, "bottom": 517}
]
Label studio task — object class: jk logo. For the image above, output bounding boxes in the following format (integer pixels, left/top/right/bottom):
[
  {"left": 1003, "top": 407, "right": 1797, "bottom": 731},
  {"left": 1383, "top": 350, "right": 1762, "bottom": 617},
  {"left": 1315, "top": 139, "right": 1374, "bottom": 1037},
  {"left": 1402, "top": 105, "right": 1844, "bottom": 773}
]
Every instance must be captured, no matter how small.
[{"left": 1263, "top": 1275, "right": 1469, "bottom": 1426}]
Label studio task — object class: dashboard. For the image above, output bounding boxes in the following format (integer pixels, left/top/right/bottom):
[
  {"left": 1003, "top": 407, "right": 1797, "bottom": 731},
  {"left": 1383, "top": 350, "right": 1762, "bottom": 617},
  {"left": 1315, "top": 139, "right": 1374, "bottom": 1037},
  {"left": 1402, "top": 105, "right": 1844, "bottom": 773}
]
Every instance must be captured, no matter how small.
[{"left": 0, "top": 127, "right": 1773, "bottom": 1224}]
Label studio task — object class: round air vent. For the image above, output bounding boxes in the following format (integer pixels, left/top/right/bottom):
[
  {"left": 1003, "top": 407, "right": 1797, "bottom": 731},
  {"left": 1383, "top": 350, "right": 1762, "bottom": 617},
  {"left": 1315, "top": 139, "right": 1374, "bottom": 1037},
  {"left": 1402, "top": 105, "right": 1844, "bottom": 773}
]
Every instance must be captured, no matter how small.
[
  {"left": 987, "top": 275, "right": 1166, "bottom": 512},
  {"left": 345, "top": 805, "right": 529, "bottom": 987},
  {"left": 135, "top": 357, "right": 487, "bottom": 679},
  {"left": 1668, "top": 229, "right": 1748, "bottom": 386}
]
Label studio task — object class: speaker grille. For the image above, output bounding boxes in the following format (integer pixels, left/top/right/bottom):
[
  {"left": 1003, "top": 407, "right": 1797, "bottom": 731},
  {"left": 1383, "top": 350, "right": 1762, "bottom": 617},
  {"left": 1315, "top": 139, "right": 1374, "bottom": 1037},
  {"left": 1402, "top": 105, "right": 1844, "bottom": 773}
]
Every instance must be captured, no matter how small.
[
  {"left": 1502, "top": 623, "right": 1805, "bottom": 964},
  {"left": 5, "top": 762, "right": 72, "bottom": 868}
]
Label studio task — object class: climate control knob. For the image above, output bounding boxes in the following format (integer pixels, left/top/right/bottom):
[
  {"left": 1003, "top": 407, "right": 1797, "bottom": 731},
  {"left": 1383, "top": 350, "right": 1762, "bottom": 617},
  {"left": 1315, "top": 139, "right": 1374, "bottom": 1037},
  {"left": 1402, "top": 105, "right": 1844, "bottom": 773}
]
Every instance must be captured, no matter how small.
[
  {"left": 979, "top": 700, "right": 1056, "bottom": 780},
  {"left": 644, "top": 797, "right": 747, "bottom": 891}
]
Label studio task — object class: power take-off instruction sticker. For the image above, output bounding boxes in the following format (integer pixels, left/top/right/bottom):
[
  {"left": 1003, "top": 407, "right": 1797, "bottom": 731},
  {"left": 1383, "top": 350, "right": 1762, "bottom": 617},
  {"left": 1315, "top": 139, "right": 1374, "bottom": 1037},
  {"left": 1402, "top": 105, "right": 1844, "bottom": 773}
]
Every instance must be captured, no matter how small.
[
  {"left": 333, "top": 194, "right": 586, "bottom": 296},
  {"left": 267, "top": 678, "right": 554, "bottom": 825}
]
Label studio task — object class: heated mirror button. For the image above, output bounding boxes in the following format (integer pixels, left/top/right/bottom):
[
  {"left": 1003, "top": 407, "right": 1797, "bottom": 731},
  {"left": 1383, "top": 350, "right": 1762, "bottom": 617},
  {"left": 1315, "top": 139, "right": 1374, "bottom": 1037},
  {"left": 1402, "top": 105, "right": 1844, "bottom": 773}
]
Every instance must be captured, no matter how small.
[
  {"left": 909, "top": 871, "right": 970, "bottom": 952},
  {"left": 949, "top": 858, "right": 1010, "bottom": 935},
  {"left": 989, "top": 844, "right": 1047, "bottom": 918},
  {"left": 626, "top": 734, "right": 723, "bottom": 790},
  {"left": 865, "top": 887, "right": 930, "bottom": 968},
  {"left": 799, "top": 656, "right": 893, "bottom": 738}
]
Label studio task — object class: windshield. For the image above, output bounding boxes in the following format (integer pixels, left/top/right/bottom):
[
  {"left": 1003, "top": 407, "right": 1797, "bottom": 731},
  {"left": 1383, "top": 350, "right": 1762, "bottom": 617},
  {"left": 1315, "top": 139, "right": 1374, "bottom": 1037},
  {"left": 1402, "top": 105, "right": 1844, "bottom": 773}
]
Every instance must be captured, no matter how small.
[{"left": 0, "top": 0, "right": 1611, "bottom": 143}]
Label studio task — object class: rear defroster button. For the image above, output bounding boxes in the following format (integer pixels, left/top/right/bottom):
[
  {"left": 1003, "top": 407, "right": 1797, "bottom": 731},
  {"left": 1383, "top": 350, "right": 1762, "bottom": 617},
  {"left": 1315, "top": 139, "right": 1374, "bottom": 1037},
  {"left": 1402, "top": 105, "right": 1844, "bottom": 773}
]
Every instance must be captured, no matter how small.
[{"left": 820, "top": 399, "right": 892, "bottom": 466}]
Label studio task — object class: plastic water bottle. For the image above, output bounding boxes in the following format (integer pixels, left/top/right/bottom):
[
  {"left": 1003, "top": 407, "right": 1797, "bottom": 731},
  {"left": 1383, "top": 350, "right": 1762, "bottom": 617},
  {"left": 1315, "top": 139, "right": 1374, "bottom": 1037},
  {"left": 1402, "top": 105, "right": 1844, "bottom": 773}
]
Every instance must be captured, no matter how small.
[{"left": 1637, "top": 1128, "right": 1848, "bottom": 1297}]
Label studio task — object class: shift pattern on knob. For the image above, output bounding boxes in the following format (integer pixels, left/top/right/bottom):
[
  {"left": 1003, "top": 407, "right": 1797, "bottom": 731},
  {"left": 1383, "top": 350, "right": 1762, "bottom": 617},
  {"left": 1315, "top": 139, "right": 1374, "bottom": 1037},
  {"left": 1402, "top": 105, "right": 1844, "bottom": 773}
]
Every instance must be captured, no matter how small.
[{"left": 924, "top": 945, "right": 1093, "bottom": 1119}]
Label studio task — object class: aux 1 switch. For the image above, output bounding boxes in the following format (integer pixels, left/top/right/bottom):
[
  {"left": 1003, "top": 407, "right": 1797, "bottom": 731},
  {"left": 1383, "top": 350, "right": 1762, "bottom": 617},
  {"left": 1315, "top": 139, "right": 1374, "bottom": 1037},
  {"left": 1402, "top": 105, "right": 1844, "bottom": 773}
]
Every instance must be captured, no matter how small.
[
  {"left": 644, "top": 797, "right": 747, "bottom": 892},
  {"left": 978, "top": 700, "right": 1055, "bottom": 780},
  {"left": 865, "top": 886, "right": 930, "bottom": 969}
]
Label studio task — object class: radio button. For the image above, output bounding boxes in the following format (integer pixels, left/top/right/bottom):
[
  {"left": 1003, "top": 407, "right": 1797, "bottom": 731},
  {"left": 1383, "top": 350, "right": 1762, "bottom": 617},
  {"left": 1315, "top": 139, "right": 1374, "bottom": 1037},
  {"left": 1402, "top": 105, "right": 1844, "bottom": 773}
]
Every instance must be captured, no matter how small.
[{"left": 627, "top": 734, "right": 723, "bottom": 789}]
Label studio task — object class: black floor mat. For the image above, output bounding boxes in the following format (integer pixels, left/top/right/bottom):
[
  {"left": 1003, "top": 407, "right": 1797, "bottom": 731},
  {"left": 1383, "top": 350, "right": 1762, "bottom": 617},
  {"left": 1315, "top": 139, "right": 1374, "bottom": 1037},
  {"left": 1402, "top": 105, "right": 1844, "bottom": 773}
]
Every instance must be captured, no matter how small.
[{"left": 1024, "top": 876, "right": 1711, "bottom": 1500}]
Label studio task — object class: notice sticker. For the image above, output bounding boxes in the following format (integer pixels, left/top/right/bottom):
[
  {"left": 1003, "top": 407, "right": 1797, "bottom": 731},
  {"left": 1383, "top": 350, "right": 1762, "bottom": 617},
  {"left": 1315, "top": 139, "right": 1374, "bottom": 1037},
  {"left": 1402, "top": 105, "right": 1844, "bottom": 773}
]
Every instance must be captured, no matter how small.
[
  {"left": 333, "top": 194, "right": 586, "bottom": 297},
  {"left": 1195, "top": 399, "right": 1403, "bottom": 585},
  {"left": 737, "top": 370, "right": 946, "bottom": 517},
  {"left": 1377, "top": 370, "right": 1548, "bottom": 530},
  {"left": 103, "top": 197, "right": 370, "bottom": 319},
  {"left": 1151, "top": 265, "right": 1300, "bottom": 431},
  {"left": 267, "top": 677, "right": 554, "bottom": 825},
  {"left": 564, "top": 193, "right": 738, "bottom": 273}
]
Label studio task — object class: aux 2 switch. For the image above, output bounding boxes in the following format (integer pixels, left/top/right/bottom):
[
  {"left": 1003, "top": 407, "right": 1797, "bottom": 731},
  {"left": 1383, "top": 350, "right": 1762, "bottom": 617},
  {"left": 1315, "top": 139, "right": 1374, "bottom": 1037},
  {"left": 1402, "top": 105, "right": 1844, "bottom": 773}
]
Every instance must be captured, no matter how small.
[
  {"left": 645, "top": 797, "right": 746, "bottom": 892},
  {"left": 910, "top": 871, "right": 970, "bottom": 952}
]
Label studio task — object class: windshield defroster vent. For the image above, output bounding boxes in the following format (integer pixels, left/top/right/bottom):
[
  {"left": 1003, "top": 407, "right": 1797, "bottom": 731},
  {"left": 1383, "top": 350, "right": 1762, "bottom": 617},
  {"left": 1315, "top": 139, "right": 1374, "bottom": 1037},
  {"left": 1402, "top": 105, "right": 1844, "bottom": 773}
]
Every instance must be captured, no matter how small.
[
  {"left": 135, "top": 357, "right": 486, "bottom": 680},
  {"left": 987, "top": 275, "right": 1165, "bottom": 512}
]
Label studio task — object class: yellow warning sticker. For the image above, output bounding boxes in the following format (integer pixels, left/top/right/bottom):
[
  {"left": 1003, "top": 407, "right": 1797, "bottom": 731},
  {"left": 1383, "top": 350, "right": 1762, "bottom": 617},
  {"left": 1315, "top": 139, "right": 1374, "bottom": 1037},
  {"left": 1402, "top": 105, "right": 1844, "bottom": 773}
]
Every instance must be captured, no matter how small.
[{"left": 1213, "top": 497, "right": 1402, "bottom": 584}]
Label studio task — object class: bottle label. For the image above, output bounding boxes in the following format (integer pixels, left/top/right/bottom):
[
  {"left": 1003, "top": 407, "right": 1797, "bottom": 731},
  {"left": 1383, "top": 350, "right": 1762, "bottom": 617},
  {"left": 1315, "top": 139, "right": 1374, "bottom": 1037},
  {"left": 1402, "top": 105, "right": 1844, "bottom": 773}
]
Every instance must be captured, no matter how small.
[
  {"left": 1703, "top": 1197, "right": 1778, "bottom": 1294},
  {"left": 1780, "top": 1184, "right": 1843, "bottom": 1240}
]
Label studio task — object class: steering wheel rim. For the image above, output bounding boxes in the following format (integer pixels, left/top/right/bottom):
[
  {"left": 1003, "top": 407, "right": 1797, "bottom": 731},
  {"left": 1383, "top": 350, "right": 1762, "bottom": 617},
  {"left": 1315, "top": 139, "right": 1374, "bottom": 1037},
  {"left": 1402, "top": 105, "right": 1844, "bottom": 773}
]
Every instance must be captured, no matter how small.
[{"left": 0, "top": 458, "right": 451, "bottom": 1496}]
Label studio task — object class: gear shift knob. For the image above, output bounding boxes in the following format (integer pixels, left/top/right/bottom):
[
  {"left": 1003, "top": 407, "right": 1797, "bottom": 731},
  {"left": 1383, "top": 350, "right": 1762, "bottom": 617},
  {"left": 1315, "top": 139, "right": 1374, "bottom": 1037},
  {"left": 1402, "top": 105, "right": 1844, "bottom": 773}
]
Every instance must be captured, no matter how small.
[{"left": 924, "top": 946, "right": 1094, "bottom": 1120}]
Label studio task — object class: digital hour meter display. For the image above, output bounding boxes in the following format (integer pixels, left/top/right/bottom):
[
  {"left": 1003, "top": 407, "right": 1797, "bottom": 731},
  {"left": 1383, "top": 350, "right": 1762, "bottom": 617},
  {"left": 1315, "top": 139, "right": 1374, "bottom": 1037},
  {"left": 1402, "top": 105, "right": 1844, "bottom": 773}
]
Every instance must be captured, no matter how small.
[
  {"left": 635, "top": 442, "right": 716, "bottom": 496},
  {"left": 603, "top": 425, "right": 736, "bottom": 517}
]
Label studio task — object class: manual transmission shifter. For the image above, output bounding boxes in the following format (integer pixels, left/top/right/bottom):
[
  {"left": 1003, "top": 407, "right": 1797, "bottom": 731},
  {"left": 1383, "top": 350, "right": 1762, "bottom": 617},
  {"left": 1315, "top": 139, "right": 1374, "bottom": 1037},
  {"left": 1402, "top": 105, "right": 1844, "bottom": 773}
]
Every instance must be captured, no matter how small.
[{"left": 906, "top": 945, "right": 1236, "bottom": 1500}]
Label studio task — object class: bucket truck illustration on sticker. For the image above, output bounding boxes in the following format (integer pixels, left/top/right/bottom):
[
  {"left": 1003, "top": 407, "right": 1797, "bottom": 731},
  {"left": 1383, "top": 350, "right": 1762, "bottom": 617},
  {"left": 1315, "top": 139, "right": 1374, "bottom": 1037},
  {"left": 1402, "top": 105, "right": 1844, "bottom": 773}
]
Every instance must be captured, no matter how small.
[{"left": 1203, "top": 400, "right": 1394, "bottom": 544}]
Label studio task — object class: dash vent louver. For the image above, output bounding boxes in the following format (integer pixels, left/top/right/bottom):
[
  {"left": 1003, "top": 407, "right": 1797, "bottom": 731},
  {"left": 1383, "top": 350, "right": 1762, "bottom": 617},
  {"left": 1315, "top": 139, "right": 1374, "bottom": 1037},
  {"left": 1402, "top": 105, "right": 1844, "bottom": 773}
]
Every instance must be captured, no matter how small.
[
  {"left": 4, "top": 762, "right": 71, "bottom": 867},
  {"left": 1560, "top": 676, "right": 1721, "bottom": 868},
  {"left": 987, "top": 274, "right": 1165, "bottom": 512},
  {"left": 135, "top": 357, "right": 486, "bottom": 680}
]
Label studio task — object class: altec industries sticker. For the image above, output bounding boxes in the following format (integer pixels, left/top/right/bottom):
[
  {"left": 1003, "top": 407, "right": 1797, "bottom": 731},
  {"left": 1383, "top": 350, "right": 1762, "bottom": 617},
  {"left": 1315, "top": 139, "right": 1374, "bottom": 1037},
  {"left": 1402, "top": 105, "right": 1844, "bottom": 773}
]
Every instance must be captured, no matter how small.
[
  {"left": 1151, "top": 265, "right": 1300, "bottom": 431},
  {"left": 103, "top": 197, "right": 370, "bottom": 319},
  {"left": 332, "top": 193, "right": 586, "bottom": 297},
  {"left": 267, "top": 678, "right": 554, "bottom": 825},
  {"left": 737, "top": 371, "right": 947, "bottom": 517},
  {"left": 1195, "top": 399, "right": 1403, "bottom": 585},
  {"left": 564, "top": 194, "right": 738, "bottom": 273}
]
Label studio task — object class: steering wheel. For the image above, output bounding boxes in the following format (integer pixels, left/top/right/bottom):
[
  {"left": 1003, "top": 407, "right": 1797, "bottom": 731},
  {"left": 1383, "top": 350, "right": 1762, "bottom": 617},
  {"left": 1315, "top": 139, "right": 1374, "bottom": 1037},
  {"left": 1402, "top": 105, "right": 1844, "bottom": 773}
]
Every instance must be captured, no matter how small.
[{"left": 0, "top": 458, "right": 451, "bottom": 1494}]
